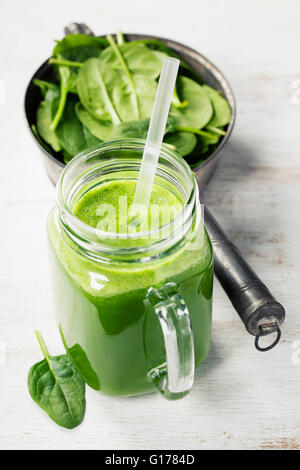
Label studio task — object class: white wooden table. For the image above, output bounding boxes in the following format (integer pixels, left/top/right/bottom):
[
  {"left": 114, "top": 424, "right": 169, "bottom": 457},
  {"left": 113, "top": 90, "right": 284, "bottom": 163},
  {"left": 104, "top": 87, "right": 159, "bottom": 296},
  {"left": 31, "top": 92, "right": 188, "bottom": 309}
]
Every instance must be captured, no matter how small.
[{"left": 1, "top": 0, "right": 299, "bottom": 450}]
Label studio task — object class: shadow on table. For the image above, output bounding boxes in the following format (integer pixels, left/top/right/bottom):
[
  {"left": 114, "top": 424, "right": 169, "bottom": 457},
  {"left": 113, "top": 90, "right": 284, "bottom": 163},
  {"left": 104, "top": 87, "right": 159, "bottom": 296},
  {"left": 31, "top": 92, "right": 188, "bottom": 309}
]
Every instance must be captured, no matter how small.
[
  {"left": 203, "top": 136, "right": 283, "bottom": 248},
  {"left": 204, "top": 137, "right": 261, "bottom": 198},
  {"left": 194, "top": 341, "right": 222, "bottom": 380}
]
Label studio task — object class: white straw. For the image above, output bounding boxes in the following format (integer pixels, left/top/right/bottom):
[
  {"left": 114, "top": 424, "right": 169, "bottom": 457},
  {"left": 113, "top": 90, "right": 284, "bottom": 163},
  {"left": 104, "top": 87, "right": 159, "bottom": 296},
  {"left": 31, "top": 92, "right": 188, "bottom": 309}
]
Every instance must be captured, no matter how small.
[{"left": 133, "top": 57, "right": 180, "bottom": 207}]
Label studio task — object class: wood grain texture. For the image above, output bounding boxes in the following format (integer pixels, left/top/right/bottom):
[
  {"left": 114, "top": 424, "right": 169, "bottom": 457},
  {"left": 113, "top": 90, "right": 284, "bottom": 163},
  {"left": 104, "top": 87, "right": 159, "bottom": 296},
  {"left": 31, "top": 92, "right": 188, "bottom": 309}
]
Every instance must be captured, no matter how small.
[{"left": 0, "top": 0, "right": 299, "bottom": 450}]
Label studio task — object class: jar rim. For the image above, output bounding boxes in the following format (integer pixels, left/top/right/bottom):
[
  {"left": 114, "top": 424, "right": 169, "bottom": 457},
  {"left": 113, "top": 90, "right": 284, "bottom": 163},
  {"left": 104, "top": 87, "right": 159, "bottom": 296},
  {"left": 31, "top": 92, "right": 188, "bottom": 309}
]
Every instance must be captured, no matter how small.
[{"left": 56, "top": 139, "right": 199, "bottom": 259}]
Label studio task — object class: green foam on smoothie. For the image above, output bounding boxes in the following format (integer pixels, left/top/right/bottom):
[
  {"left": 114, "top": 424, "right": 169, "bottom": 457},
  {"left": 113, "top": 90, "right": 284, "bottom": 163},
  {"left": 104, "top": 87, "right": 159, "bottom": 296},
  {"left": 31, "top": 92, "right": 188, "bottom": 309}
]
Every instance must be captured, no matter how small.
[
  {"left": 48, "top": 177, "right": 212, "bottom": 301},
  {"left": 72, "top": 180, "right": 183, "bottom": 233}
]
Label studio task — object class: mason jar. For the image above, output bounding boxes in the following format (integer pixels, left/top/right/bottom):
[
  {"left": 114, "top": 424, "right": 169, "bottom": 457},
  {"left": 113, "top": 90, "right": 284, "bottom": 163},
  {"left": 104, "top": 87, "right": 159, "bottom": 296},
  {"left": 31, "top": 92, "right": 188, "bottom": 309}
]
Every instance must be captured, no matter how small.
[{"left": 47, "top": 140, "right": 213, "bottom": 400}]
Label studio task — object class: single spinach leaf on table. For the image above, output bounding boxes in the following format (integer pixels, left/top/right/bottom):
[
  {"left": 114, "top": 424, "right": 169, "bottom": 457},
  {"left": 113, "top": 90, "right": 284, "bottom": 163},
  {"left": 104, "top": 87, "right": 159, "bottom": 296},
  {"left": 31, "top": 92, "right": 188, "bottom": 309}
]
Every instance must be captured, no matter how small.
[
  {"left": 164, "top": 132, "right": 197, "bottom": 157},
  {"left": 170, "top": 76, "right": 213, "bottom": 129},
  {"left": 28, "top": 331, "right": 86, "bottom": 429},
  {"left": 59, "top": 324, "right": 100, "bottom": 390},
  {"left": 36, "top": 86, "right": 62, "bottom": 152},
  {"left": 63, "top": 344, "right": 100, "bottom": 390},
  {"left": 56, "top": 97, "right": 100, "bottom": 158},
  {"left": 76, "top": 103, "right": 113, "bottom": 141},
  {"left": 202, "top": 84, "right": 232, "bottom": 128}
]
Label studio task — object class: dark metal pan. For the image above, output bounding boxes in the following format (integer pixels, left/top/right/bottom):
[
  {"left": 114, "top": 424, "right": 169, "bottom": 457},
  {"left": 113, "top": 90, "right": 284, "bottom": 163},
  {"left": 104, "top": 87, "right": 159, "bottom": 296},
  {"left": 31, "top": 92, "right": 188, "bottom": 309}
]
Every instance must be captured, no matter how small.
[
  {"left": 24, "top": 24, "right": 285, "bottom": 350},
  {"left": 24, "top": 31, "right": 235, "bottom": 187}
]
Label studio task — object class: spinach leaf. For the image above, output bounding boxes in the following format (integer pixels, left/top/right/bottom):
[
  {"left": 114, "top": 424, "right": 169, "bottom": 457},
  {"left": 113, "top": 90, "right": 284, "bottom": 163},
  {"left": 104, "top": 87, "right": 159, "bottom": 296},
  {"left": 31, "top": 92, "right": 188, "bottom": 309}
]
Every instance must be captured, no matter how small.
[
  {"left": 164, "top": 132, "right": 197, "bottom": 157},
  {"left": 33, "top": 79, "right": 57, "bottom": 97},
  {"left": 100, "top": 42, "right": 162, "bottom": 80},
  {"left": 77, "top": 58, "right": 157, "bottom": 123},
  {"left": 50, "top": 54, "right": 78, "bottom": 131},
  {"left": 61, "top": 149, "right": 73, "bottom": 164},
  {"left": 59, "top": 324, "right": 100, "bottom": 390},
  {"left": 130, "top": 75, "right": 157, "bottom": 120},
  {"left": 104, "top": 35, "right": 158, "bottom": 120},
  {"left": 184, "top": 137, "right": 209, "bottom": 166},
  {"left": 49, "top": 57, "right": 83, "bottom": 68},
  {"left": 92, "top": 35, "right": 158, "bottom": 122},
  {"left": 76, "top": 103, "right": 113, "bottom": 141},
  {"left": 165, "top": 116, "right": 178, "bottom": 134},
  {"left": 50, "top": 35, "right": 108, "bottom": 131},
  {"left": 107, "top": 108, "right": 194, "bottom": 157},
  {"left": 53, "top": 34, "right": 108, "bottom": 62},
  {"left": 171, "top": 85, "right": 189, "bottom": 109},
  {"left": 77, "top": 58, "right": 123, "bottom": 123},
  {"left": 202, "top": 84, "right": 231, "bottom": 128},
  {"left": 170, "top": 77, "right": 213, "bottom": 129},
  {"left": 110, "top": 118, "right": 150, "bottom": 139},
  {"left": 131, "top": 38, "right": 182, "bottom": 59},
  {"left": 130, "top": 38, "right": 203, "bottom": 84},
  {"left": 106, "top": 35, "right": 139, "bottom": 120},
  {"left": 184, "top": 133, "right": 220, "bottom": 168},
  {"left": 31, "top": 124, "right": 54, "bottom": 153},
  {"left": 200, "top": 132, "right": 220, "bottom": 146},
  {"left": 109, "top": 116, "right": 198, "bottom": 158},
  {"left": 56, "top": 97, "right": 100, "bottom": 157},
  {"left": 36, "top": 86, "right": 62, "bottom": 152},
  {"left": 28, "top": 331, "right": 85, "bottom": 429},
  {"left": 110, "top": 116, "right": 176, "bottom": 140},
  {"left": 152, "top": 50, "right": 188, "bottom": 109},
  {"left": 174, "top": 123, "right": 220, "bottom": 160}
]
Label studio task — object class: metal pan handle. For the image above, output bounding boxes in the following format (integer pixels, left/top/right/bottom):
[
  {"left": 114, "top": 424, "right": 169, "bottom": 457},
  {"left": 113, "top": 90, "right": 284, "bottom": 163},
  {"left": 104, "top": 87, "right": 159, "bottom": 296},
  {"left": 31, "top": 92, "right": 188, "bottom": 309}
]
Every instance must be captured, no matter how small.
[
  {"left": 204, "top": 206, "right": 285, "bottom": 351},
  {"left": 64, "top": 23, "right": 95, "bottom": 36}
]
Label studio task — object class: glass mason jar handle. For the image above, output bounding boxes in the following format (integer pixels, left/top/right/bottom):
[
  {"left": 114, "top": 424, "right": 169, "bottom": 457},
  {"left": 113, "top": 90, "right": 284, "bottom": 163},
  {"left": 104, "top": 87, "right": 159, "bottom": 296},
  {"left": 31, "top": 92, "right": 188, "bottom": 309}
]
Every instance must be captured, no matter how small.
[{"left": 146, "top": 282, "right": 195, "bottom": 400}]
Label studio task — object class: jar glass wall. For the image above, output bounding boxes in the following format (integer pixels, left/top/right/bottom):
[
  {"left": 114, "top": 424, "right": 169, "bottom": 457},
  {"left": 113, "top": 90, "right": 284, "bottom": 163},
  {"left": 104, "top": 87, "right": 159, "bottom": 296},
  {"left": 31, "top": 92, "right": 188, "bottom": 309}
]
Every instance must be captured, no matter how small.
[{"left": 47, "top": 140, "right": 213, "bottom": 397}]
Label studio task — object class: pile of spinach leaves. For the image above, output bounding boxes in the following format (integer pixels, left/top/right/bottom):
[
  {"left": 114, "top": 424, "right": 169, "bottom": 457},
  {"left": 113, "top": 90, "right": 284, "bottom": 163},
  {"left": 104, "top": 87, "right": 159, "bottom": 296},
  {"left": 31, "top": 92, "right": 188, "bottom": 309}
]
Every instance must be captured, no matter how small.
[{"left": 34, "top": 32, "right": 231, "bottom": 167}]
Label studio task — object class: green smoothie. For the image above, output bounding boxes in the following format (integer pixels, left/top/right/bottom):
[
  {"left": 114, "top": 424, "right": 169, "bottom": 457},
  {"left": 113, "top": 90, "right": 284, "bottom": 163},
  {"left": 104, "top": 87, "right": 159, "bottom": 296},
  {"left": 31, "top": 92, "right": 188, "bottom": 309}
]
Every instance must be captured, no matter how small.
[
  {"left": 48, "top": 179, "right": 213, "bottom": 396},
  {"left": 73, "top": 180, "right": 182, "bottom": 232}
]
